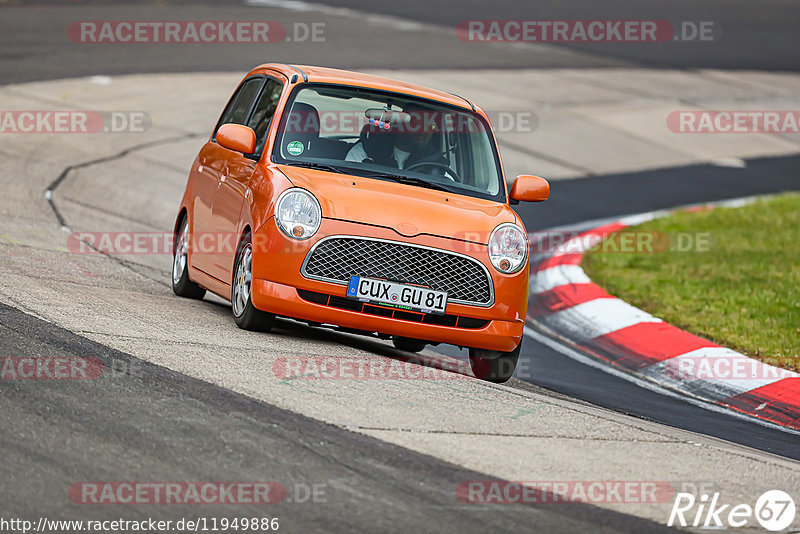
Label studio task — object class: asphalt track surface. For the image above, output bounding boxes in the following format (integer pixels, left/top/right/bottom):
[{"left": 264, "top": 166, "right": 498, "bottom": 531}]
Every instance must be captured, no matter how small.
[
  {"left": 1, "top": 303, "right": 681, "bottom": 533},
  {"left": 303, "top": 0, "right": 800, "bottom": 72},
  {"left": 2, "top": 0, "right": 799, "bottom": 85},
  {"left": 1, "top": 0, "right": 800, "bottom": 530}
]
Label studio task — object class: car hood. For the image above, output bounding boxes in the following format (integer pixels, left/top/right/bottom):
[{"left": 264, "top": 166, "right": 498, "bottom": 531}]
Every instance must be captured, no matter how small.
[{"left": 277, "top": 165, "right": 516, "bottom": 243}]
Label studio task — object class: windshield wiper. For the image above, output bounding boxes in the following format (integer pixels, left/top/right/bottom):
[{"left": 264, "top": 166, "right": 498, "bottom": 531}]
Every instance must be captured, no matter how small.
[
  {"left": 283, "top": 161, "right": 347, "bottom": 174},
  {"left": 365, "top": 172, "right": 454, "bottom": 193}
]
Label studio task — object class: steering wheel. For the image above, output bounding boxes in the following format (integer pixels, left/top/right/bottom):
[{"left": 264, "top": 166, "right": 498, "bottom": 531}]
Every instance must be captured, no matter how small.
[{"left": 405, "top": 161, "right": 460, "bottom": 182}]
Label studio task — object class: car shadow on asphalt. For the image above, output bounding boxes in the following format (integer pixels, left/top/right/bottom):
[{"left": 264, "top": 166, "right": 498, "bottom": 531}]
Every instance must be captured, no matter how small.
[{"left": 196, "top": 291, "right": 478, "bottom": 380}]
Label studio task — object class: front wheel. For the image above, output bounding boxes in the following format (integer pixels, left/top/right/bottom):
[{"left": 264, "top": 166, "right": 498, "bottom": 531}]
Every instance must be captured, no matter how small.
[
  {"left": 469, "top": 340, "right": 522, "bottom": 383},
  {"left": 232, "top": 232, "right": 275, "bottom": 332}
]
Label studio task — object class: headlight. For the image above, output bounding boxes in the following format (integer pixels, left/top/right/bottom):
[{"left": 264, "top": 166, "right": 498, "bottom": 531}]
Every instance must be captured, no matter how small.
[
  {"left": 275, "top": 188, "right": 321, "bottom": 240},
  {"left": 488, "top": 223, "right": 528, "bottom": 274}
]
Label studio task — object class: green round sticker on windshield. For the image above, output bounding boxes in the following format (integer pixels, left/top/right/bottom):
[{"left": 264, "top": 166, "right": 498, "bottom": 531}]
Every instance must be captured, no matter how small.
[{"left": 286, "top": 140, "right": 304, "bottom": 156}]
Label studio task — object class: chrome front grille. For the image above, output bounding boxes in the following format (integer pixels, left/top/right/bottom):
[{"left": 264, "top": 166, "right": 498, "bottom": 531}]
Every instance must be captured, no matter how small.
[{"left": 301, "top": 236, "right": 493, "bottom": 306}]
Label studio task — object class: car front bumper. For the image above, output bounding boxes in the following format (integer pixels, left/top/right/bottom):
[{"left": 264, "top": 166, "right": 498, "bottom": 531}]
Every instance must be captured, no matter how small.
[{"left": 250, "top": 217, "right": 527, "bottom": 352}]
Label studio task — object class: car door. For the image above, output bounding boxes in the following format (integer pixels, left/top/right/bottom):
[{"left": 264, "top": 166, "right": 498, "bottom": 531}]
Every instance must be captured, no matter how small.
[
  {"left": 189, "top": 143, "right": 222, "bottom": 276},
  {"left": 191, "top": 76, "right": 264, "bottom": 278},
  {"left": 209, "top": 77, "right": 284, "bottom": 283}
]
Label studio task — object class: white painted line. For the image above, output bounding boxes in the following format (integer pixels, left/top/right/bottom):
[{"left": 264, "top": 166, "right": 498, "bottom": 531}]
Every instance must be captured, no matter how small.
[
  {"left": 540, "top": 298, "right": 661, "bottom": 342},
  {"left": 617, "top": 212, "right": 662, "bottom": 226},
  {"left": 531, "top": 264, "right": 591, "bottom": 294},
  {"left": 523, "top": 326, "right": 800, "bottom": 436},
  {"left": 89, "top": 75, "right": 112, "bottom": 85},
  {"left": 246, "top": 0, "right": 338, "bottom": 11},
  {"left": 711, "top": 157, "right": 746, "bottom": 168},
  {"left": 245, "top": 0, "right": 427, "bottom": 31},
  {"left": 712, "top": 196, "right": 759, "bottom": 209}
]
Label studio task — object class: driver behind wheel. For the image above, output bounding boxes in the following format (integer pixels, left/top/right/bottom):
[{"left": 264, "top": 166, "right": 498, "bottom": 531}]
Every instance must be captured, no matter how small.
[{"left": 345, "top": 104, "right": 451, "bottom": 178}]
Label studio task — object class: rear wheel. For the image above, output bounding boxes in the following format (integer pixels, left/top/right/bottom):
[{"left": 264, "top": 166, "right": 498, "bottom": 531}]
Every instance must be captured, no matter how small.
[
  {"left": 172, "top": 217, "right": 206, "bottom": 299},
  {"left": 469, "top": 340, "right": 522, "bottom": 383},
  {"left": 392, "top": 337, "right": 426, "bottom": 353},
  {"left": 232, "top": 232, "right": 275, "bottom": 332}
]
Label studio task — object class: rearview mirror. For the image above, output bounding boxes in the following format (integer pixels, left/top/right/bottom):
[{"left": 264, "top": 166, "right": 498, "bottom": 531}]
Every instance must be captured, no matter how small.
[
  {"left": 510, "top": 175, "right": 550, "bottom": 203},
  {"left": 217, "top": 123, "right": 256, "bottom": 154}
]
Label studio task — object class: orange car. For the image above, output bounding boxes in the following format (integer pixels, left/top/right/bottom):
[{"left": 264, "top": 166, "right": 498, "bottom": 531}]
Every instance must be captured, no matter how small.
[{"left": 172, "top": 64, "right": 549, "bottom": 382}]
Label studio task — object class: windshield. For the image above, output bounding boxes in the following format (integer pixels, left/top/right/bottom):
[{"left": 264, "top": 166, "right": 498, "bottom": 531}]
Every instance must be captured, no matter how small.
[{"left": 272, "top": 84, "right": 505, "bottom": 201}]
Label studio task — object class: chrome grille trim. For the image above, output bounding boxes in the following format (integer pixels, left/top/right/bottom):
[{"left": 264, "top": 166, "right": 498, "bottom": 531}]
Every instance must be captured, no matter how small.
[{"left": 300, "top": 235, "right": 494, "bottom": 307}]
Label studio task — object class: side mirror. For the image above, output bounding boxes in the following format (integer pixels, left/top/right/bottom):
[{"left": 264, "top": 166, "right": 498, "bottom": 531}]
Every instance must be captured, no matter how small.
[
  {"left": 217, "top": 123, "right": 256, "bottom": 154},
  {"left": 510, "top": 175, "right": 550, "bottom": 203}
]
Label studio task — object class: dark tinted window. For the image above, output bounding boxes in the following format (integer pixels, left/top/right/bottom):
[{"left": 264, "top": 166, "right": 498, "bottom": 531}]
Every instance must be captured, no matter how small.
[
  {"left": 215, "top": 77, "right": 263, "bottom": 134},
  {"left": 247, "top": 79, "right": 283, "bottom": 155}
]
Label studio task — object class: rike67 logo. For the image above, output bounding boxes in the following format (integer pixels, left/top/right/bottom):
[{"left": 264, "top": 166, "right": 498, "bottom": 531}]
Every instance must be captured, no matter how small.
[{"left": 668, "top": 490, "right": 796, "bottom": 531}]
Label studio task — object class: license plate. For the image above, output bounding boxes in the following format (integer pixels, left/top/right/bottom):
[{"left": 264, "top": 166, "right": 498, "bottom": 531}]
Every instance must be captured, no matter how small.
[{"left": 346, "top": 276, "right": 447, "bottom": 315}]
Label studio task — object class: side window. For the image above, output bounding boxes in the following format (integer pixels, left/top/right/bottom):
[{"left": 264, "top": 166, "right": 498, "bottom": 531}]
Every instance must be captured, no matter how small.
[
  {"left": 214, "top": 77, "right": 264, "bottom": 137},
  {"left": 246, "top": 79, "right": 283, "bottom": 155}
]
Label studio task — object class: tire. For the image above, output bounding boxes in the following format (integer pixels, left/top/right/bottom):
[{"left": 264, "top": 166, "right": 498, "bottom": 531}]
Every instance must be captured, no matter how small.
[
  {"left": 232, "top": 232, "right": 275, "bottom": 332},
  {"left": 469, "top": 339, "right": 522, "bottom": 383},
  {"left": 392, "top": 337, "right": 427, "bottom": 353},
  {"left": 172, "top": 216, "right": 206, "bottom": 300}
]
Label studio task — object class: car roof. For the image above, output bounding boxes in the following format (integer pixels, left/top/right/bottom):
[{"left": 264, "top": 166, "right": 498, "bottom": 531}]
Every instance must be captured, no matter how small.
[{"left": 253, "top": 63, "right": 476, "bottom": 111}]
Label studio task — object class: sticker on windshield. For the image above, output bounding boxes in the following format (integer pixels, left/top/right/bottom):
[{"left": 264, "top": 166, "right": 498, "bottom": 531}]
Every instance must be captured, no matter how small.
[{"left": 286, "top": 140, "right": 304, "bottom": 156}]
